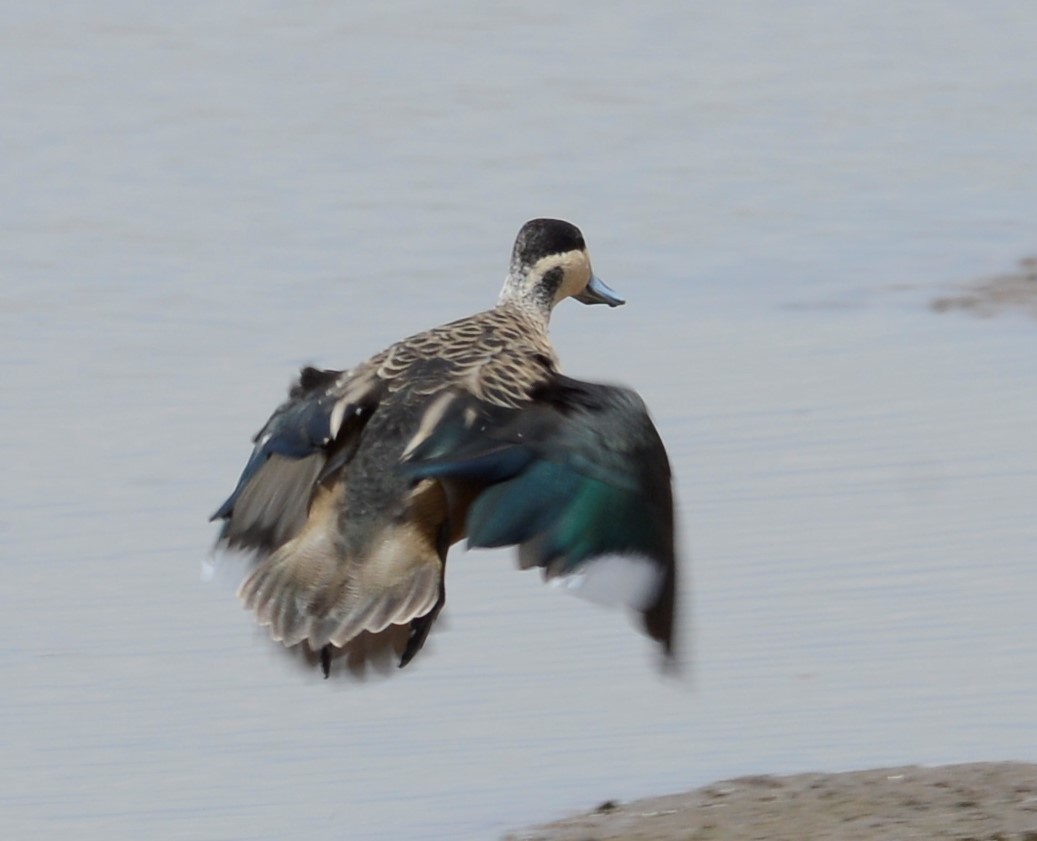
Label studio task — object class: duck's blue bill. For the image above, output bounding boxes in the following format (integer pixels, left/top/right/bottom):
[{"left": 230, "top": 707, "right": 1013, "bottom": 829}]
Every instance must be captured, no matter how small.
[{"left": 576, "top": 273, "right": 625, "bottom": 307}]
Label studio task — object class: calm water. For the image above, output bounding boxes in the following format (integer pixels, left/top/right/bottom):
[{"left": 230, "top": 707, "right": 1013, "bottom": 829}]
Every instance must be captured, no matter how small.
[{"left": 3, "top": 3, "right": 1036, "bottom": 839}]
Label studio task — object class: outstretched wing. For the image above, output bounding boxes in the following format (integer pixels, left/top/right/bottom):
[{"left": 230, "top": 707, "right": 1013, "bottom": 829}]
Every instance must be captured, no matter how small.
[
  {"left": 211, "top": 365, "right": 385, "bottom": 553},
  {"left": 402, "top": 375, "right": 677, "bottom": 660}
]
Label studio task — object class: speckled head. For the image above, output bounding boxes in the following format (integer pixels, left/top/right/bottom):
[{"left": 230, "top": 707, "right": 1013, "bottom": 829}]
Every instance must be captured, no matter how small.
[{"left": 499, "top": 218, "right": 624, "bottom": 314}]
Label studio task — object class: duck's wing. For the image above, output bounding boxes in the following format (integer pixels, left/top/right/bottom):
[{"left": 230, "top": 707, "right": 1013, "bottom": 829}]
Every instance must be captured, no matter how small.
[
  {"left": 210, "top": 311, "right": 558, "bottom": 678},
  {"left": 402, "top": 374, "right": 677, "bottom": 661},
  {"left": 211, "top": 365, "right": 386, "bottom": 554}
]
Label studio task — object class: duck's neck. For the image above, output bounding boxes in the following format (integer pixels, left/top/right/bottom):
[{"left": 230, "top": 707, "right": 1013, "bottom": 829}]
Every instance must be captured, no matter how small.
[{"left": 496, "top": 269, "right": 555, "bottom": 324}]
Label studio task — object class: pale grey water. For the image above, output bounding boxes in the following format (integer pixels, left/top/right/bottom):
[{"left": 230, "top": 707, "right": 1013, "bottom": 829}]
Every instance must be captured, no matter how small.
[{"left": 2, "top": 3, "right": 1036, "bottom": 839}]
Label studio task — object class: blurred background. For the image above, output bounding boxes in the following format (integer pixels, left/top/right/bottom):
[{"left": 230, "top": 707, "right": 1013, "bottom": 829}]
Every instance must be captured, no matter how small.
[{"left": 2, "top": 3, "right": 1035, "bottom": 839}]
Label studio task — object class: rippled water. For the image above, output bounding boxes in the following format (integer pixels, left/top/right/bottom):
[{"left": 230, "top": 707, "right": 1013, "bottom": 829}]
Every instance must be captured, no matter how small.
[{"left": 3, "top": 3, "right": 1036, "bottom": 839}]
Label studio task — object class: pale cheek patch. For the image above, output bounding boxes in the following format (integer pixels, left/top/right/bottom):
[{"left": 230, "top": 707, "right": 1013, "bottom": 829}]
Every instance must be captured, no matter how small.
[
  {"left": 552, "top": 554, "right": 663, "bottom": 612},
  {"left": 554, "top": 252, "right": 592, "bottom": 303},
  {"left": 527, "top": 251, "right": 592, "bottom": 304}
]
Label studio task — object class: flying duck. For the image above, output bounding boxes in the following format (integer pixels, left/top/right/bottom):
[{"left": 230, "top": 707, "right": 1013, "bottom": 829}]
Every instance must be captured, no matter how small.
[{"left": 212, "top": 219, "right": 677, "bottom": 677}]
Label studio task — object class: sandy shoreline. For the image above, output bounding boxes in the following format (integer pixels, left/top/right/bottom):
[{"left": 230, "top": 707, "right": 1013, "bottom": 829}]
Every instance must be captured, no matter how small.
[{"left": 506, "top": 762, "right": 1037, "bottom": 840}]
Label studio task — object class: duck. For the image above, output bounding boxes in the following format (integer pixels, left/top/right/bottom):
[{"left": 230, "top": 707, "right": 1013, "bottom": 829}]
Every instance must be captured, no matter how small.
[{"left": 212, "top": 218, "right": 677, "bottom": 678}]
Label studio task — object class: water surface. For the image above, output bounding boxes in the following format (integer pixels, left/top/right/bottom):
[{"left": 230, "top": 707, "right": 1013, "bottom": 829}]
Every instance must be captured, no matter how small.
[{"left": 2, "top": 3, "right": 1036, "bottom": 839}]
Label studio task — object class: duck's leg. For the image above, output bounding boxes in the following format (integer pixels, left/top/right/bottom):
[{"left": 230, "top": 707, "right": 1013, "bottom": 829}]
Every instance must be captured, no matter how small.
[{"left": 399, "top": 520, "right": 450, "bottom": 668}]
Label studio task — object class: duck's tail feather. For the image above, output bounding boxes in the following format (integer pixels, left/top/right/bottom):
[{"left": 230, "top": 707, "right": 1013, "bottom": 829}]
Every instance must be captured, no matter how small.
[{"left": 236, "top": 485, "right": 445, "bottom": 674}]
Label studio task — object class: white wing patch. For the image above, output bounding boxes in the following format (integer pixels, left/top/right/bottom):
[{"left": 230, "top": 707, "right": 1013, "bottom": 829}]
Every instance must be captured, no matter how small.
[
  {"left": 552, "top": 554, "right": 663, "bottom": 612},
  {"left": 328, "top": 395, "right": 351, "bottom": 440}
]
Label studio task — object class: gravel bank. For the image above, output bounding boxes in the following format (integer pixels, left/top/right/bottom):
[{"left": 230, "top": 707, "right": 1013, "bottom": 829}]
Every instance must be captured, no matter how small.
[{"left": 506, "top": 762, "right": 1037, "bottom": 841}]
